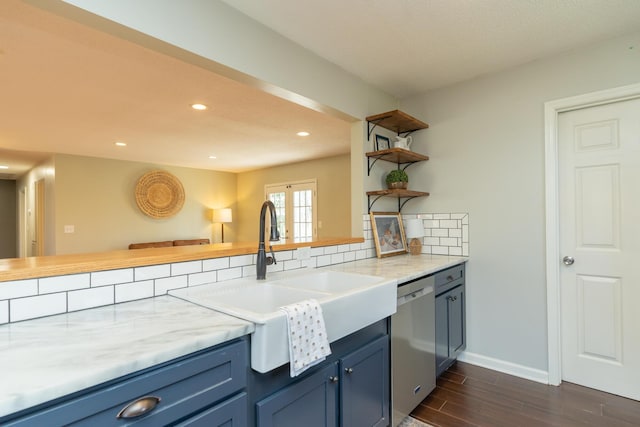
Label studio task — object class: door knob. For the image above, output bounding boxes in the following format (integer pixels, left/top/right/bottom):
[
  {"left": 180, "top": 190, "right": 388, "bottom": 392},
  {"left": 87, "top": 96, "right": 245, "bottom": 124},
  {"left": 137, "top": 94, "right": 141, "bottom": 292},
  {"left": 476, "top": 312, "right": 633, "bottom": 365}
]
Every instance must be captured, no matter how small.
[{"left": 562, "top": 256, "right": 575, "bottom": 266}]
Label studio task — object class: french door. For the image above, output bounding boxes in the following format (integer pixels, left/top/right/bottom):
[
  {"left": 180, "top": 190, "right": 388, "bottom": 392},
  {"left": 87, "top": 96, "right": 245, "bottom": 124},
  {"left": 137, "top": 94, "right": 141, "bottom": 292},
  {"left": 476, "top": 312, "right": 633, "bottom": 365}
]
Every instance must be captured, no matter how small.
[{"left": 266, "top": 180, "right": 317, "bottom": 241}]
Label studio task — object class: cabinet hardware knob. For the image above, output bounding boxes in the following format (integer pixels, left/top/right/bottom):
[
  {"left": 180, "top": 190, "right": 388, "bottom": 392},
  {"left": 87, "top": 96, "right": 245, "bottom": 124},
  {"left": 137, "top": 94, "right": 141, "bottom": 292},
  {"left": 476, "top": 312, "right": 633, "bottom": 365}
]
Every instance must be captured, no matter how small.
[
  {"left": 562, "top": 256, "right": 575, "bottom": 266},
  {"left": 329, "top": 376, "right": 339, "bottom": 383},
  {"left": 116, "top": 395, "right": 161, "bottom": 419},
  {"left": 446, "top": 275, "right": 454, "bottom": 281},
  {"left": 345, "top": 367, "right": 354, "bottom": 374}
]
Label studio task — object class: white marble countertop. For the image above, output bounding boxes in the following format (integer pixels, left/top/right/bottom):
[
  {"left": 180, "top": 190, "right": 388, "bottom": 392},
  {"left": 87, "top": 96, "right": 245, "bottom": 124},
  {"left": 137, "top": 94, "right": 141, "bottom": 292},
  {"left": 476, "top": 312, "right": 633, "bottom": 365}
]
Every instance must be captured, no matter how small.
[
  {"left": 0, "top": 296, "right": 254, "bottom": 418},
  {"left": 0, "top": 254, "right": 466, "bottom": 419},
  {"left": 325, "top": 254, "right": 467, "bottom": 284}
]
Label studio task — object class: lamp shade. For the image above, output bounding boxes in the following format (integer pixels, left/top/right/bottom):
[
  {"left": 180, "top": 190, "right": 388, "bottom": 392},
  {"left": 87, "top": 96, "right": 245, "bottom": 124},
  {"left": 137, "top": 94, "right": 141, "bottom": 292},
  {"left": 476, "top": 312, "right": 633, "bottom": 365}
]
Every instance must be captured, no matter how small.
[
  {"left": 404, "top": 218, "right": 424, "bottom": 239},
  {"left": 212, "top": 208, "right": 232, "bottom": 223}
]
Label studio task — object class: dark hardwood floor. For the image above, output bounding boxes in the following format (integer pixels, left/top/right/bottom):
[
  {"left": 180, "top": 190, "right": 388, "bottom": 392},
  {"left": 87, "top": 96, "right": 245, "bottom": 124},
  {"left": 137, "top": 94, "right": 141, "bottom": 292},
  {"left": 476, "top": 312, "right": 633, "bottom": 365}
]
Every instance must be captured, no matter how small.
[{"left": 411, "top": 361, "right": 640, "bottom": 427}]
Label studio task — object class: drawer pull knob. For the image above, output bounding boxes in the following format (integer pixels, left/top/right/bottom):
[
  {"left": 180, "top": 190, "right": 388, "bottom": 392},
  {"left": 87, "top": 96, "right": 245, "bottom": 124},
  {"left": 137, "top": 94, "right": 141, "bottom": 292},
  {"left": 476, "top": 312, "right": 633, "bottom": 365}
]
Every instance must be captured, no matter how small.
[
  {"left": 116, "top": 395, "right": 161, "bottom": 419},
  {"left": 446, "top": 275, "right": 454, "bottom": 281},
  {"left": 329, "top": 376, "right": 339, "bottom": 383},
  {"left": 345, "top": 367, "right": 354, "bottom": 374}
]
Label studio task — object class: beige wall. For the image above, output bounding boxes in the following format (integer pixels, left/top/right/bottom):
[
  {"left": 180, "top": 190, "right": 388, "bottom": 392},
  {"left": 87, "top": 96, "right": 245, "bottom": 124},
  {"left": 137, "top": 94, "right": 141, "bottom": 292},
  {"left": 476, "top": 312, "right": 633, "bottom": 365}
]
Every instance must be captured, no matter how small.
[
  {"left": 236, "top": 155, "right": 351, "bottom": 242},
  {"left": 53, "top": 154, "right": 236, "bottom": 254},
  {"left": 0, "top": 180, "right": 17, "bottom": 258}
]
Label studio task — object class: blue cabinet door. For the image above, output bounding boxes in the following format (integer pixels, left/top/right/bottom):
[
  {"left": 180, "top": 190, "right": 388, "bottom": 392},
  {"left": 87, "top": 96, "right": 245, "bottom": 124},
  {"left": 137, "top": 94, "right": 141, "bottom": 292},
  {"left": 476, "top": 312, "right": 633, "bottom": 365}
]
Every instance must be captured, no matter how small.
[
  {"left": 435, "top": 283, "right": 466, "bottom": 376},
  {"left": 340, "top": 335, "right": 389, "bottom": 427},
  {"left": 256, "top": 363, "right": 339, "bottom": 427}
]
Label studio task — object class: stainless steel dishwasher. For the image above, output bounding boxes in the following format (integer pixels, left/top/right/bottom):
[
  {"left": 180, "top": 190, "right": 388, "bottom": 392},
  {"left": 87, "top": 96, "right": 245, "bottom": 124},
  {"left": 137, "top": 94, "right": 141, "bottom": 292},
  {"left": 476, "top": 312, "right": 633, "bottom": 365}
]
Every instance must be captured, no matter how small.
[{"left": 391, "top": 275, "right": 436, "bottom": 426}]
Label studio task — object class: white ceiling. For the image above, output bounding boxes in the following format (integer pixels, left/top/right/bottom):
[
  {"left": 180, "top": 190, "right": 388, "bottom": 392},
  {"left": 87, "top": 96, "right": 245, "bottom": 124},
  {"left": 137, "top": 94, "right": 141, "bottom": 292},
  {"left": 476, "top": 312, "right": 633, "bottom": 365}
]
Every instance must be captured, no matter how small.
[
  {"left": 223, "top": 0, "right": 640, "bottom": 98},
  {"left": 2, "top": 0, "right": 640, "bottom": 178}
]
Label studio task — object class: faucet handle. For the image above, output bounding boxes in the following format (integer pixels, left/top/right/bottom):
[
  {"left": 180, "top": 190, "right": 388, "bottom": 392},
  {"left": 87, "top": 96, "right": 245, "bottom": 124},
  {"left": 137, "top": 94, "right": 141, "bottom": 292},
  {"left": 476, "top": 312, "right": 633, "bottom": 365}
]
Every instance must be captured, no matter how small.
[{"left": 267, "top": 247, "right": 277, "bottom": 265}]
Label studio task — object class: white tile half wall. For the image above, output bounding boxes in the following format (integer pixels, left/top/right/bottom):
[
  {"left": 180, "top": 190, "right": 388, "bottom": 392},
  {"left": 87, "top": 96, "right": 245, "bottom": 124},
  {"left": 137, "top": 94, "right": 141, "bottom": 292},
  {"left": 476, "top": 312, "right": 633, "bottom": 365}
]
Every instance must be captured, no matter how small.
[
  {"left": 0, "top": 243, "right": 371, "bottom": 325},
  {"left": 364, "top": 213, "right": 469, "bottom": 256},
  {"left": 0, "top": 212, "right": 468, "bottom": 325}
]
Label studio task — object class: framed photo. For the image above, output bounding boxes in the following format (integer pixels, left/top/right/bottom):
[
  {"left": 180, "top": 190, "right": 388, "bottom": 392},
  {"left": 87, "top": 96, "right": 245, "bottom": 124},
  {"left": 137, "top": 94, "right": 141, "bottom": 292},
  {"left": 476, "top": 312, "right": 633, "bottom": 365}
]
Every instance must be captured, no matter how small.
[
  {"left": 375, "top": 134, "right": 390, "bottom": 151},
  {"left": 370, "top": 212, "right": 408, "bottom": 258}
]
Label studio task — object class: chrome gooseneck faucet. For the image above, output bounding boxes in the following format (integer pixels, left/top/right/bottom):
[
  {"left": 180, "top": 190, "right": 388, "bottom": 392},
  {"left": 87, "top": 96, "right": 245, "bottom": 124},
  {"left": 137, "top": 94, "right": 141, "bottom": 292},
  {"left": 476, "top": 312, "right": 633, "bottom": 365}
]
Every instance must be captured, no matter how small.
[{"left": 256, "top": 200, "right": 280, "bottom": 280}]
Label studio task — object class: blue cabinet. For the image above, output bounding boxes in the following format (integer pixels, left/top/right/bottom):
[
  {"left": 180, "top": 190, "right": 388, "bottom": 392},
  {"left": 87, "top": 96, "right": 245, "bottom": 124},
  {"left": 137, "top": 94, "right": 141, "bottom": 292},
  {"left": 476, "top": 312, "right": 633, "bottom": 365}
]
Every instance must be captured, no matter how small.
[
  {"left": 435, "top": 264, "right": 466, "bottom": 376},
  {"left": 256, "top": 363, "right": 339, "bottom": 427},
  {"left": 2, "top": 338, "right": 249, "bottom": 426},
  {"left": 255, "top": 334, "right": 389, "bottom": 427},
  {"left": 339, "top": 335, "right": 389, "bottom": 427}
]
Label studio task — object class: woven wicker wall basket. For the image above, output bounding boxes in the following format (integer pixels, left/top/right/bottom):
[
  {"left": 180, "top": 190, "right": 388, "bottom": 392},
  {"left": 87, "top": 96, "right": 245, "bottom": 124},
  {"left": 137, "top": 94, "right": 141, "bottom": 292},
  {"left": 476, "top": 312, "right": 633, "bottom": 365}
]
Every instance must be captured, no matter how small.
[{"left": 135, "top": 170, "right": 185, "bottom": 219}]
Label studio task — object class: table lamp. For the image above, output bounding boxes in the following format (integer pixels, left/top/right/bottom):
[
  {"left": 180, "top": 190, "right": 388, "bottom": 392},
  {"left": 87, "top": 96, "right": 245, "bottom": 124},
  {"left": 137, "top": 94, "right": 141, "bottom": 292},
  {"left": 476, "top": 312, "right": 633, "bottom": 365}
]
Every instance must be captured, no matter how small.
[
  {"left": 212, "top": 208, "right": 232, "bottom": 243},
  {"left": 404, "top": 218, "right": 424, "bottom": 255}
]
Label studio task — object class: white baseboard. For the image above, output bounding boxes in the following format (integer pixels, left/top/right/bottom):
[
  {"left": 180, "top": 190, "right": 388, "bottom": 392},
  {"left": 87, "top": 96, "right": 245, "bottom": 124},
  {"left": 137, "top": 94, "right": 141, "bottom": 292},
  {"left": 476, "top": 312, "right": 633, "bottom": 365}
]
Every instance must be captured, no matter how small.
[{"left": 457, "top": 351, "right": 549, "bottom": 385}]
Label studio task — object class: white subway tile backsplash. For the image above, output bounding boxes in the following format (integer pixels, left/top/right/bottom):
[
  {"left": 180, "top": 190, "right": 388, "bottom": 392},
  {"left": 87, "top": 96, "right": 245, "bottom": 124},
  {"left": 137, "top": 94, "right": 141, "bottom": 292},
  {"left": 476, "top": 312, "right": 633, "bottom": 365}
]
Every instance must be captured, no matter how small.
[
  {"left": 316, "top": 255, "right": 331, "bottom": 267},
  {"left": 450, "top": 247, "right": 463, "bottom": 256},
  {"left": 356, "top": 249, "right": 368, "bottom": 260},
  {"left": 432, "top": 246, "right": 449, "bottom": 255},
  {"left": 39, "top": 273, "right": 90, "bottom": 294},
  {"left": 449, "top": 228, "right": 462, "bottom": 238},
  {"left": 451, "top": 213, "right": 467, "bottom": 220},
  {"left": 432, "top": 228, "right": 449, "bottom": 237},
  {"left": 11, "top": 293, "right": 67, "bottom": 322},
  {"left": 267, "top": 262, "right": 284, "bottom": 274},
  {"left": 440, "top": 237, "right": 458, "bottom": 247},
  {"left": 115, "top": 281, "right": 154, "bottom": 303},
  {"left": 68, "top": 286, "right": 114, "bottom": 312},
  {"left": 230, "top": 255, "right": 254, "bottom": 268},
  {"left": 171, "top": 261, "right": 202, "bottom": 276},
  {"left": 188, "top": 271, "right": 216, "bottom": 286},
  {"left": 217, "top": 267, "right": 242, "bottom": 282},
  {"left": 91, "top": 268, "right": 133, "bottom": 287},
  {"left": 425, "top": 237, "right": 440, "bottom": 246},
  {"left": 284, "top": 259, "right": 302, "bottom": 271},
  {"left": 349, "top": 243, "right": 363, "bottom": 251},
  {"left": 310, "top": 247, "right": 325, "bottom": 257},
  {"left": 433, "top": 213, "right": 451, "bottom": 220},
  {"left": 330, "top": 253, "right": 345, "bottom": 265},
  {"left": 323, "top": 246, "right": 338, "bottom": 254},
  {"left": 423, "top": 220, "right": 440, "bottom": 229},
  {"left": 135, "top": 265, "right": 170, "bottom": 281},
  {"left": 439, "top": 219, "right": 458, "bottom": 228},
  {"left": 343, "top": 251, "right": 356, "bottom": 262},
  {"left": 155, "top": 275, "right": 188, "bottom": 295},
  {"left": 338, "top": 244, "right": 351, "bottom": 253},
  {"left": 276, "top": 251, "right": 294, "bottom": 262},
  {"left": 203, "top": 257, "right": 230, "bottom": 271},
  {"left": 0, "top": 280, "right": 38, "bottom": 300}
]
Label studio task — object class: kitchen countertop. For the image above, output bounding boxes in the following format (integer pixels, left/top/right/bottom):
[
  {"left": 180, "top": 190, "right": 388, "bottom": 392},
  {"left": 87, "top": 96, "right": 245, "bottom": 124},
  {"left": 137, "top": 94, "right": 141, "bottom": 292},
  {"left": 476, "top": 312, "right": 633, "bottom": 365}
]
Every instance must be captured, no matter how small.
[
  {"left": 0, "top": 296, "right": 254, "bottom": 418},
  {"left": 0, "top": 254, "right": 466, "bottom": 419}
]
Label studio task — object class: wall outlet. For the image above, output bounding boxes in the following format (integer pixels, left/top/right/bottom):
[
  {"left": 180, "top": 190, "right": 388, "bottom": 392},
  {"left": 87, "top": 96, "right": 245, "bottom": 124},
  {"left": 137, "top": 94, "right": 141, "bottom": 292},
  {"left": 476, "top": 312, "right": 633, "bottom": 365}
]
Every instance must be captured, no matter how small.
[
  {"left": 296, "top": 246, "right": 311, "bottom": 260},
  {"left": 64, "top": 225, "right": 75, "bottom": 234}
]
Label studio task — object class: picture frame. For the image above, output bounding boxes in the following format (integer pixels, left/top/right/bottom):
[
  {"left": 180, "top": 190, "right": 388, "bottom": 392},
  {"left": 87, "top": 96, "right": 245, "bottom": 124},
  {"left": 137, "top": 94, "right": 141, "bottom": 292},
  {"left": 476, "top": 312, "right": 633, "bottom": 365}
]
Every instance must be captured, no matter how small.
[
  {"left": 370, "top": 212, "right": 408, "bottom": 258},
  {"left": 375, "top": 134, "right": 390, "bottom": 151}
]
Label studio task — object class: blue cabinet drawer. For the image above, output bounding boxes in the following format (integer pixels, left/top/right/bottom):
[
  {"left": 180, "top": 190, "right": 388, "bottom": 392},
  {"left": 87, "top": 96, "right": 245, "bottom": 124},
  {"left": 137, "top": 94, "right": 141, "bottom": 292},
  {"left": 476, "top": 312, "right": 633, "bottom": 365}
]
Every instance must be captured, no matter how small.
[
  {"left": 6, "top": 339, "right": 248, "bottom": 426},
  {"left": 176, "top": 392, "right": 247, "bottom": 427},
  {"left": 434, "top": 264, "right": 465, "bottom": 294}
]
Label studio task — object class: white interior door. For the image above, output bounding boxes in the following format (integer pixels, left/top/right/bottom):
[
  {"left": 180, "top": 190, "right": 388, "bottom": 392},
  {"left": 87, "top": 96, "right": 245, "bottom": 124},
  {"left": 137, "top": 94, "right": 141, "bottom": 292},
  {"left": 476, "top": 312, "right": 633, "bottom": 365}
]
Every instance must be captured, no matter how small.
[{"left": 558, "top": 97, "right": 640, "bottom": 399}]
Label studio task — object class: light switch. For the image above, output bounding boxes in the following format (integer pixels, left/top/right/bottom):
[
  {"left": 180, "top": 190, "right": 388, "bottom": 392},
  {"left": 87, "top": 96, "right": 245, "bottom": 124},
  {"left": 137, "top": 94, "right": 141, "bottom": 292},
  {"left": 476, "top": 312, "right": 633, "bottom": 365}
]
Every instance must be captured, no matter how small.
[{"left": 64, "top": 225, "right": 75, "bottom": 234}]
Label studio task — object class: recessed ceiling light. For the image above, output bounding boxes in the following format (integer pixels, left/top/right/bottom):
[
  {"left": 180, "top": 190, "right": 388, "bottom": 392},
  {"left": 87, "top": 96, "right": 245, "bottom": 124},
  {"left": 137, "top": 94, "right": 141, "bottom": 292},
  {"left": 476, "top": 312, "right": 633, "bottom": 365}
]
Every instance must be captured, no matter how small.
[
  {"left": 208, "top": 155, "right": 217, "bottom": 159},
  {"left": 192, "top": 103, "right": 208, "bottom": 111},
  {"left": 297, "top": 131, "right": 310, "bottom": 137},
  {"left": 0, "top": 165, "right": 8, "bottom": 170},
  {"left": 115, "top": 141, "right": 127, "bottom": 147}
]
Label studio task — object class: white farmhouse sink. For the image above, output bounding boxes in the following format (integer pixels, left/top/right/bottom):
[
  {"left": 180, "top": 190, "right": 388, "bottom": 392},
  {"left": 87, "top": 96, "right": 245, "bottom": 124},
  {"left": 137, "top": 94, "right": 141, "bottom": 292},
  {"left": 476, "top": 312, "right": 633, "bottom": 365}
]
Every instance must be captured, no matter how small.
[{"left": 170, "top": 269, "right": 397, "bottom": 372}]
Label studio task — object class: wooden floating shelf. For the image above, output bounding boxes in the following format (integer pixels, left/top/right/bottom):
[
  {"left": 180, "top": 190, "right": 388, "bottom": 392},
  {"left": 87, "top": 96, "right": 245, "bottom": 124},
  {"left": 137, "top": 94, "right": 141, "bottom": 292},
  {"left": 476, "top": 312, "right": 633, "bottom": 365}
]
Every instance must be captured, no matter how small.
[
  {"left": 366, "top": 189, "right": 430, "bottom": 198},
  {"left": 366, "top": 148, "right": 429, "bottom": 163},
  {"left": 366, "top": 110, "right": 429, "bottom": 139}
]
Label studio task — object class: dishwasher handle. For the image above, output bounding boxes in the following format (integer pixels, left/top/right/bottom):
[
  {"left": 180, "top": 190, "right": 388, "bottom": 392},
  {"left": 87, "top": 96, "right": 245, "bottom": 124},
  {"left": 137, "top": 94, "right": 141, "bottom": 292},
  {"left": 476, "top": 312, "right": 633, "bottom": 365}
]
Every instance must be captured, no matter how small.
[{"left": 397, "top": 288, "right": 426, "bottom": 307}]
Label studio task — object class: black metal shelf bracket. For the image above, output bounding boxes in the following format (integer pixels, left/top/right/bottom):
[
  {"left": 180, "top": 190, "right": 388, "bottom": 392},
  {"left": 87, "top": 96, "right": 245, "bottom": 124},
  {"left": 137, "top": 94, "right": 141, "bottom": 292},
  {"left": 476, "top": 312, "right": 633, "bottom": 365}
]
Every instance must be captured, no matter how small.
[
  {"left": 366, "top": 156, "right": 422, "bottom": 176},
  {"left": 367, "top": 194, "right": 421, "bottom": 213}
]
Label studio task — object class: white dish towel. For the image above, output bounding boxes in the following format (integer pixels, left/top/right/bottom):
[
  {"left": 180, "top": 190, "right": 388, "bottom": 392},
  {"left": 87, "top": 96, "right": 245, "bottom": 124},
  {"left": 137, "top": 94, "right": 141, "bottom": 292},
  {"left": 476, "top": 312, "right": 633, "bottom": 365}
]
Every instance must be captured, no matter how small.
[{"left": 280, "top": 299, "right": 332, "bottom": 377}]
